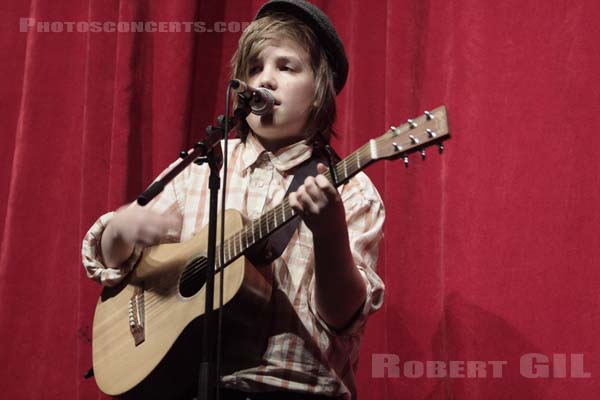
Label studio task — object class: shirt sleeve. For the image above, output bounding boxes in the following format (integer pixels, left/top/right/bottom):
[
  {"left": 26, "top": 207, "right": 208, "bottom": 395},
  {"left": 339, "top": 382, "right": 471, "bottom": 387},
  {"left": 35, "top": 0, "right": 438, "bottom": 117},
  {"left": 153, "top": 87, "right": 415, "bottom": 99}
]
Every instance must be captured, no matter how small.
[
  {"left": 307, "top": 172, "right": 385, "bottom": 337},
  {"left": 81, "top": 211, "right": 145, "bottom": 286},
  {"left": 81, "top": 159, "right": 187, "bottom": 287}
]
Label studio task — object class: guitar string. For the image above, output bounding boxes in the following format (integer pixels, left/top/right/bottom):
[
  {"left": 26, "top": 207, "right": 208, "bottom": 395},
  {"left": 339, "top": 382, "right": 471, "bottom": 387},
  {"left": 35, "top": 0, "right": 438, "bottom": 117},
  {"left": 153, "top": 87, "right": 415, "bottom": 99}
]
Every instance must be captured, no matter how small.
[
  {"left": 139, "top": 163, "right": 324, "bottom": 311},
  {"left": 97, "top": 133, "right": 437, "bottom": 347},
  {"left": 110, "top": 144, "right": 382, "bottom": 319},
  {"left": 138, "top": 201, "right": 295, "bottom": 313},
  {"left": 95, "top": 135, "right": 433, "bottom": 346},
  {"left": 99, "top": 127, "right": 443, "bottom": 337},
  {"left": 133, "top": 202, "right": 301, "bottom": 313},
  {"left": 143, "top": 148, "right": 363, "bottom": 309},
  {"left": 201, "top": 145, "right": 369, "bottom": 281},
  {"left": 144, "top": 143, "right": 388, "bottom": 317},
  {"left": 120, "top": 146, "right": 373, "bottom": 316}
]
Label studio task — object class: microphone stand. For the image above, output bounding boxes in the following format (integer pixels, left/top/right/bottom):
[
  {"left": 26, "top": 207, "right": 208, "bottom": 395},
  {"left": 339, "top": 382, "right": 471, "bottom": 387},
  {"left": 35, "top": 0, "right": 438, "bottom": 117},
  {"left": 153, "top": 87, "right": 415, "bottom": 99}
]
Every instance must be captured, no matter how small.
[{"left": 136, "top": 95, "right": 252, "bottom": 400}]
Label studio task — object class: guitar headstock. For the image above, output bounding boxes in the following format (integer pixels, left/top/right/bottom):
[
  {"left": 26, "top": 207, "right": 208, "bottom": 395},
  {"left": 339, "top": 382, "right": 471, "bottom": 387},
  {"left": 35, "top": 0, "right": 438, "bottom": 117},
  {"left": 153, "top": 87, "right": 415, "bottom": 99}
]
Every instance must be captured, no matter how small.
[{"left": 370, "top": 106, "right": 449, "bottom": 166}]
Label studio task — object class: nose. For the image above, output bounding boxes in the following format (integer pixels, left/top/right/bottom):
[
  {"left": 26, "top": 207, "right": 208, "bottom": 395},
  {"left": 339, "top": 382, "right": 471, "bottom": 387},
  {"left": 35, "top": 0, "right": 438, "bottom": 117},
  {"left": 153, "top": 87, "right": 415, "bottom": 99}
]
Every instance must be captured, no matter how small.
[{"left": 257, "top": 65, "right": 277, "bottom": 91}]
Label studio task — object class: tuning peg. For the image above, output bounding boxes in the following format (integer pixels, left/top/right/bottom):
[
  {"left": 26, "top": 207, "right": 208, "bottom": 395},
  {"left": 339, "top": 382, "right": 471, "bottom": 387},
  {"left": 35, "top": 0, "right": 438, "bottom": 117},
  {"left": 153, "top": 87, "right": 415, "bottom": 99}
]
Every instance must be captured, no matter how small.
[
  {"left": 393, "top": 142, "right": 402, "bottom": 152},
  {"left": 424, "top": 111, "right": 434, "bottom": 120},
  {"left": 426, "top": 129, "right": 437, "bottom": 138},
  {"left": 438, "top": 143, "right": 444, "bottom": 154},
  {"left": 407, "top": 119, "right": 417, "bottom": 129},
  {"left": 179, "top": 150, "right": 188, "bottom": 159},
  {"left": 421, "top": 149, "right": 426, "bottom": 160},
  {"left": 390, "top": 126, "right": 399, "bottom": 136},
  {"left": 403, "top": 156, "right": 409, "bottom": 168}
]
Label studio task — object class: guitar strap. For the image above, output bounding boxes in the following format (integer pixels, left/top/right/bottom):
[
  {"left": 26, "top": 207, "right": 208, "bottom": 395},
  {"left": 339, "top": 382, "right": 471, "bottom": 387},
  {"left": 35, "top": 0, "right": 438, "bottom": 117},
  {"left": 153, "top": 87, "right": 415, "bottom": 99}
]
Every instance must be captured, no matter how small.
[{"left": 245, "top": 152, "right": 323, "bottom": 265}]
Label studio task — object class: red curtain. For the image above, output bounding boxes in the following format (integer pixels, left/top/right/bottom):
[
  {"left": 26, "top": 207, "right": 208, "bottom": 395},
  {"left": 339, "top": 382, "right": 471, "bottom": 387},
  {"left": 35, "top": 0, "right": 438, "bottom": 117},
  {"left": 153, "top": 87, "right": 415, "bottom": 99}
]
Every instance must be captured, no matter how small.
[{"left": 1, "top": 0, "right": 599, "bottom": 398}]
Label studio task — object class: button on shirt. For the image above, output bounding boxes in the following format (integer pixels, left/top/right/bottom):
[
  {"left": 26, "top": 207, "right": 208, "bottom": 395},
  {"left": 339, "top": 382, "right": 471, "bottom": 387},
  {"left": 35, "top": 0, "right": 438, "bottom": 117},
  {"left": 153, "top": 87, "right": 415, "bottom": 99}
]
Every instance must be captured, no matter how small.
[{"left": 82, "top": 133, "right": 385, "bottom": 399}]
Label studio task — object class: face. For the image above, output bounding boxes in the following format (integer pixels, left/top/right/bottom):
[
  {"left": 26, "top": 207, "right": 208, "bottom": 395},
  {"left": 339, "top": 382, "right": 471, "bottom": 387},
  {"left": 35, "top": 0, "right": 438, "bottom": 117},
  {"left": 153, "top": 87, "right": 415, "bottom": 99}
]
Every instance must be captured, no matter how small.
[{"left": 245, "top": 38, "right": 315, "bottom": 152}]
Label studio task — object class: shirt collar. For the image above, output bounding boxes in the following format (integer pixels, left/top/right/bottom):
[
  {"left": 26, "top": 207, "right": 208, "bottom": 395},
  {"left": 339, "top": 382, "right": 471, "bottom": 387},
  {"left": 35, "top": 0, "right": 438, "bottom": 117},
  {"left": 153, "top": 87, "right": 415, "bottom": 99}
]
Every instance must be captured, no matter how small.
[{"left": 241, "top": 133, "right": 314, "bottom": 173}]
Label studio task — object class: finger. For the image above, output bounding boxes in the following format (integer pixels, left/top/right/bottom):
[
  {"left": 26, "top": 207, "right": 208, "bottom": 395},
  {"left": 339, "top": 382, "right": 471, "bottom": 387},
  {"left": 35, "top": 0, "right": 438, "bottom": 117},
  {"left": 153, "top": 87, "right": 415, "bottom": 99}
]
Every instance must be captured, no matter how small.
[
  {"left": 297, "top": 190, "right": 320, "bottom": 215},
  {"left": 314, "top": 175, "right": 337, "bottom": 198},
  {"left": 143, "top": 210, "right": 178, "bottom": 230},
  {"left": 136, "top": 233, "right": 157, "bottom": 247},
  {"left": 289, "top": 192, "right": 305, "bottom": 215},
  {"left": 313, "top": 164, "right": 338, "bottom": 193},
  {"left": 137, "top": 237, "right": 154, "bottom": 247},
  {"left": 141, "top": 225, "right": 165, "bottom": 244},
  {"left": 304, "top": 179, "right": 327, "bottom": 205},
  {"left": 139, "top": 216, "right": 173, "bottom": 243},
  {"left": 161, "top": 213, "right": 181, "bottom": 231}
]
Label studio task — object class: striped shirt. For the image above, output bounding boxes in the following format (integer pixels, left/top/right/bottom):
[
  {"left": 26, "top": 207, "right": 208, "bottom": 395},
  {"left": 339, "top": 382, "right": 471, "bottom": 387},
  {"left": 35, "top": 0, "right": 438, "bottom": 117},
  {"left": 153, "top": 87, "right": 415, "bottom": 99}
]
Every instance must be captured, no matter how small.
[{"left": 82, "top": 133, "right": 385, "bottom": 399}]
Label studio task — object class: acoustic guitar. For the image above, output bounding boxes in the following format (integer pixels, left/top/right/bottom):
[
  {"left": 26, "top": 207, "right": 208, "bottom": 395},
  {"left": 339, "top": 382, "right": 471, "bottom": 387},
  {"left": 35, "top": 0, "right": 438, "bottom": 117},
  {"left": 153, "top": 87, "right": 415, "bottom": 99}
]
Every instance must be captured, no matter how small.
[{"left": 92, "top": 106, "right": 450, "bottom": 397}]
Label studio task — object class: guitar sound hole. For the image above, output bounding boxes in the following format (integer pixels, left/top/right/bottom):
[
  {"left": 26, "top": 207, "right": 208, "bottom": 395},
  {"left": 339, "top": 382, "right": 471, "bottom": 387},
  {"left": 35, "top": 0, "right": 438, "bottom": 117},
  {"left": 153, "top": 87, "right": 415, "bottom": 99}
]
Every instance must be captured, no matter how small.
[{"left": 178, "top": 256, "right": 208, "bottom": 298}]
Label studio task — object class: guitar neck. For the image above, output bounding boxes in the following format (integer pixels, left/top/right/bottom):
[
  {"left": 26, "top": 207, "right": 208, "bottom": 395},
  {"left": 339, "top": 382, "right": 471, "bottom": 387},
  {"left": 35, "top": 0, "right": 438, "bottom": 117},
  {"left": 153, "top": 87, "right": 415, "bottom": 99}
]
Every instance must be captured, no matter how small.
[
  {"left": 215, "top": 142, "right": 373, "bottom": 268},
  {"left": 216, "top": 105, "right": 450, "bottom": 268}
]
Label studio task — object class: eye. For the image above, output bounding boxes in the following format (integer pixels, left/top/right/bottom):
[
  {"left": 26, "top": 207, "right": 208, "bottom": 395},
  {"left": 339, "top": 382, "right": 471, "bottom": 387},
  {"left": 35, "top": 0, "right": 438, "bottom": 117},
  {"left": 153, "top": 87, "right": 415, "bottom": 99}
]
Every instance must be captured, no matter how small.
[{"left": 248, "top": 65, "right": 262, "bottom": 76}]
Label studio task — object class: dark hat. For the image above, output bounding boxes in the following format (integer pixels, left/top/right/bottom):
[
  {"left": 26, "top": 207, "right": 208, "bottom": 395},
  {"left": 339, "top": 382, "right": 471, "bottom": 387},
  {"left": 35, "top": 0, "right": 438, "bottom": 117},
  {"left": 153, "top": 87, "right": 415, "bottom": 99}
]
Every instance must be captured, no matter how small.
[{"left": 255, "top": 0, "right": 348, "bottom": 94}]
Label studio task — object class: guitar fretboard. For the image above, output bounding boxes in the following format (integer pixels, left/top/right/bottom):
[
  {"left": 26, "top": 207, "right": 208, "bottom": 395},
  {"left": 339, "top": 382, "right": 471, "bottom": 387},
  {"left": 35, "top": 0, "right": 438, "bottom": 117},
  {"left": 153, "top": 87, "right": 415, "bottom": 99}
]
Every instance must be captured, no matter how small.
[{"left": 215, "top": 142, "right": 373, "bottom": 268}]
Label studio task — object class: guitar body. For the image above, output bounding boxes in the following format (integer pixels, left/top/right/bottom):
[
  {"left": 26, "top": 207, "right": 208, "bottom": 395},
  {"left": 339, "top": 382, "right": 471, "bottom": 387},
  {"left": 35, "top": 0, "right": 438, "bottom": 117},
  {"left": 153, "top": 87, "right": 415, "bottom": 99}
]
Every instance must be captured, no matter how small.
[{"left": 92, "top": 210, "right": 273, "bottom": 397}]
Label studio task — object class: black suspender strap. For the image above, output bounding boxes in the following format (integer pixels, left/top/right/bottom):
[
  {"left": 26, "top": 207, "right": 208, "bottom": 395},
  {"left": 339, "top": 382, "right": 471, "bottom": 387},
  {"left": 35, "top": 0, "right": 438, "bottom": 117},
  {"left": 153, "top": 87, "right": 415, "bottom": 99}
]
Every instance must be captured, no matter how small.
[{"left": 245, "top": 155, "right": 321, "bottom": 265}]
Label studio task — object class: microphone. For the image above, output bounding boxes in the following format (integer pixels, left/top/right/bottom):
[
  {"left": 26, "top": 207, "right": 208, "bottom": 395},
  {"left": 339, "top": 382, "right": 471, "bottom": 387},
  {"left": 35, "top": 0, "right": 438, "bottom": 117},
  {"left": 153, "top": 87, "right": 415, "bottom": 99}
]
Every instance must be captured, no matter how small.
[{"left": 230, "top": 79, "right": 275, "bottom": 116}]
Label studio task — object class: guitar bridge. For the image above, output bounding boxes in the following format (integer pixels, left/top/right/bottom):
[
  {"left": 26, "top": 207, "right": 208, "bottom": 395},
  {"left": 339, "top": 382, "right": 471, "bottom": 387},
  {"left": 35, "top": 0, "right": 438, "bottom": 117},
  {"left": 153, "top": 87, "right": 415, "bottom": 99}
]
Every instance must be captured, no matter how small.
[{"left": 128, "top": 284, "right": 145, "bottom": 346}]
